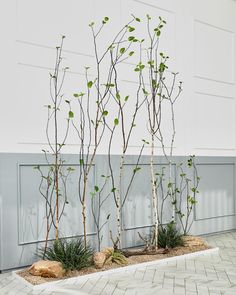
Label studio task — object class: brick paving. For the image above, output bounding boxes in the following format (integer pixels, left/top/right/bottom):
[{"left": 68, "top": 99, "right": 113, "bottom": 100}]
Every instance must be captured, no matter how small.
[{"left": 1, "top": 231, "right": 236, "bottom": 294}]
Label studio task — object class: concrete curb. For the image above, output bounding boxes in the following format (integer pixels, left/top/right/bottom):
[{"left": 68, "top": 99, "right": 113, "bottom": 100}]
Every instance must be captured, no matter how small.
[{"left": 12, "top": 247, "right": 219, "bottom": 291}]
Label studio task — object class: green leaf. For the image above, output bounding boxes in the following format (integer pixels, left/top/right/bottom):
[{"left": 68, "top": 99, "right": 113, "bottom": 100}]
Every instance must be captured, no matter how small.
[
  {"left": 142, "top": 88, "right": 148, "bottom": 96},
  {"left": 80, "top": 159, "right": 84, "bottom": 165},
  {"left": 102, "top": 110, "right": 108, "bottom": 116},
  {"left": 128, "top": 26, "right": 135, "bottom": 32},
  {"left": 120, "top": 47, "right": 126, "bottom": 54},
  {"left": 114, "top": 118, "right": 119, "bottom": 125},
  {"left": 129, "top": 51, "right": 134, "bottom": 56},
  {"left": 68, "top": 111, "right": 74, "bottom": 118},
  {"left": 125, "top": 95, "right": 129, "bottom": 102},
  {"left": 135, "top": 17, "right": 141, "bottom": 22},
  {"left": 111, "top": 187, "right": 116, "bottom": 193},
  {"left": 159, "top": 62, "right": 165, "bottom": 72},
  {"left": 102, "top": 17, "right": 109, "bottom": 24},
  {"left": 87, "top": 81, "right": 93, "bottom": 88},
  {"left": 128, "top": 36, "right": 135, "bottom": 42},
  {"left": 152, "top": 79, "right": 157, "bottom": 87},
  {"left": 90, "top": 192, "right": 95, "bottom": 198},
  {"left": 74, "top": 92, "right": 85, "bottom": 98},
  {"left": 65, "top": 100, "right": 70, "bottom": 104},
  {"left": 116, "top": 93, "right": 120, "bottom": 100},
  {"left": 133, "top": 167, "right": 141, "bottom": 173},
  {"left": 104, "top": 83, "right": 115, "bottom": 87},
  {"left": 94, "top": 185, "right": 99, "bottom": 192},
  {"left": 142, "top": 139, "right": 149, "bottom": 144},
  {"left": 168, "top": 182, "right": 173, "bottom": 188}
]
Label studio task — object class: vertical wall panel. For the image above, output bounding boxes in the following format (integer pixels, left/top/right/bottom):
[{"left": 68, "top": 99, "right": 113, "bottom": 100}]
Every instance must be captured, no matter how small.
[
  {"left": 193, "top": 93, "right": 236, "bottom": 150},
  {"left": 195, "top": 164, "right": 235, "bottom": 220},
  {"left": 194, "top": 20, "right": 234, "bottom": 84},
  {"left": 18, "top": 164, "right": 96, "bottom": 245}
]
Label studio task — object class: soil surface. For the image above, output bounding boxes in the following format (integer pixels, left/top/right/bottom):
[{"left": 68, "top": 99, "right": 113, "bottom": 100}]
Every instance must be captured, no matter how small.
[{"left": 18, "top": 236, "right": 210, "bottom": 286}]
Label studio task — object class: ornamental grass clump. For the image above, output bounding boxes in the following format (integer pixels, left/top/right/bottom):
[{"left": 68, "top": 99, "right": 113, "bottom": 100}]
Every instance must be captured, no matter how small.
[
  {"left": 158, "top": 222, "right": 183, "bottom": 249},
  {"left": 111, "top": 250, "right": 128, "bottom": 265},
  {"left": 40, "top": 238, "right": 94, "bottom": 271}
]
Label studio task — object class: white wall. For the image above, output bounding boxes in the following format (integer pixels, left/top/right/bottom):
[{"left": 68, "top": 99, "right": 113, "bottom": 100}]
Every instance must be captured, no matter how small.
[{"left": 0, "top": 0, "right": 236, "bottom": 156}]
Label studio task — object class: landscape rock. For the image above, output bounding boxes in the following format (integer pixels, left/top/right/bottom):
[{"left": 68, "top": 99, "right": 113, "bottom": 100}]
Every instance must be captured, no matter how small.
[
  {"left": 29, "top": 260, "right": 65, "bottom": 278},
  {"left": 93, "top": 252, "right": 107, "bottom": 269},
  {"left": 182, "top": 235, "right": 206, "bottom": 247}
]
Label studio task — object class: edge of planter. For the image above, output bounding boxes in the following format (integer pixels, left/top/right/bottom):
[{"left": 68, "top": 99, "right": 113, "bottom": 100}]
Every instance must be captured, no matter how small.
[{"left": 12, "top": 247, "right": 219, "bottom": 291}]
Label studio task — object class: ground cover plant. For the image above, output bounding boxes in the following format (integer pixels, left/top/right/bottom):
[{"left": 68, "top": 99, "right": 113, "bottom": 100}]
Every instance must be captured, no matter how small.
[{"left": 41, "top": 238, "right": 93, "bottom": 271}]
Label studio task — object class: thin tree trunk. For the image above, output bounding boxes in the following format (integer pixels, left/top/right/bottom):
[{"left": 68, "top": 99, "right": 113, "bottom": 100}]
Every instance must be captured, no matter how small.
[
  {"left": 43, "top": 208, "right": 50, "bottom": 258},
  {"left": 117, "top": 153, "right": 125, "bottom": 248},
  {"left": 55, "top": 153, "right": 59, "bottom": 240},
  {"left": 150, "top": 134, "right": 158, "bottom": 248},
  {"left": 82, "top": 175, "right": 88, "bottom": 247}
]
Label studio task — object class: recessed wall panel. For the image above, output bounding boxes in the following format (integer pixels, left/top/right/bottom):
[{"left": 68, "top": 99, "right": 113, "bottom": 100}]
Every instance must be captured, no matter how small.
[
  {"left": 193, "top": 93, "right": 236, "bottom": 150},
  {"left": 17, "top": 0, "right": 94, "bottom": 55},
  {"left": 122, "top": 164, "right": 174, "bottom": 230},
  {"left": 194, "top": 20, "right": 234, "bottom": 84},
  {"left": 195, "top": 164, "right": 235, "bottom": 220},
  {"left": 18, "top": 164, "right": 96, "bottom": 244}
]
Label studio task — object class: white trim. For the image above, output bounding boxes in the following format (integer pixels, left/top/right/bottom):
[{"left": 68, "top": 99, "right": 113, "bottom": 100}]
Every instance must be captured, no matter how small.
[{"left": 12, "top": 247, "right": 219, "bottom": 291}]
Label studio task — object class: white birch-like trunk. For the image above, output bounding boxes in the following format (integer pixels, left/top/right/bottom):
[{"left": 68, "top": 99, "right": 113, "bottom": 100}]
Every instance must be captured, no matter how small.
[
  {"left": 150, "top": 134, "right": 158, "bottom": 248},
  {"left": 169, "top": 160, "right": 175, "bottom": 221},
  {"left": 116, "top": 153, "right": 125, "bottom": 248}
]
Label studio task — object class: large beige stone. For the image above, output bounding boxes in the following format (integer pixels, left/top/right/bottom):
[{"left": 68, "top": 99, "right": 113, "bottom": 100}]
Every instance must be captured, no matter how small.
[
  {"left": 93, "top": 252, "right": 107, "bottom": 269},
  {"left": 182, "top": 235, "right": 206, "bottom": 247},
  {"left": 29, "top": 260, "right": 65, "bottom": 278}
]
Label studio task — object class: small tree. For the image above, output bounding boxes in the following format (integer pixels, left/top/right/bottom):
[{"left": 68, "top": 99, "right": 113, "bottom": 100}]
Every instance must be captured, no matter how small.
[
  {"left": 137, "top": 15, "right": 183, "bottom": 248},
  {"left": 69, "top": 17, "right": 148, "bottom": 249},
  {"left": 174, "top": 156, "right": 200, "bottom": 235},
  {"left": 36, "top": 36, "right": 73, "bottom": 255},
  {"left": 103, "top": 17, "right": 149, "bottom": 249},
  {"left": 68, "top": 17, "right": 135, "bottom": 247}
]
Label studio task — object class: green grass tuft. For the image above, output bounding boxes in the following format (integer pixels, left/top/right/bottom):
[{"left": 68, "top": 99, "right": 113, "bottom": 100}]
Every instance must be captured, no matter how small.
[
  {"left": 39, "top": 238, "right": 94, "bottom": 271},
  {"left": 158, "top": 222, "right": 183, "bottom": 248}
]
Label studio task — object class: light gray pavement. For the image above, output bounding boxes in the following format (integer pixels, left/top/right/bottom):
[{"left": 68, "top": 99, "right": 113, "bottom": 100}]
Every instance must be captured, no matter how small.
[{"left": 1, "top": 231, "right": 236, "bottom": 294}]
